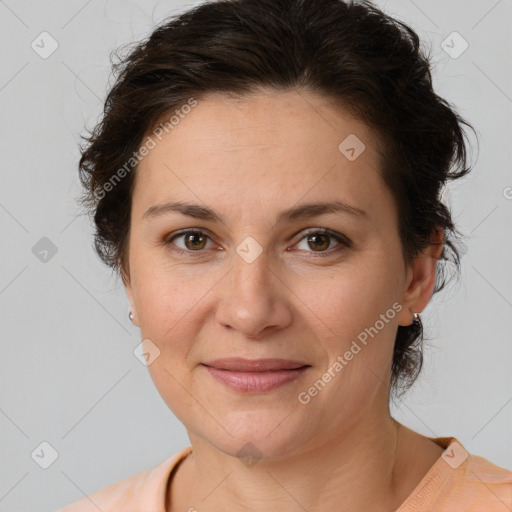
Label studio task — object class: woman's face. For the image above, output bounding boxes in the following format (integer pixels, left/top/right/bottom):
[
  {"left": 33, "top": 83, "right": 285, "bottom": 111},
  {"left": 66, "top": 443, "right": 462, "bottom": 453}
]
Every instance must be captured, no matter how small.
[{"left": 124, "top": 89, "right": 432, "bottom": 459}]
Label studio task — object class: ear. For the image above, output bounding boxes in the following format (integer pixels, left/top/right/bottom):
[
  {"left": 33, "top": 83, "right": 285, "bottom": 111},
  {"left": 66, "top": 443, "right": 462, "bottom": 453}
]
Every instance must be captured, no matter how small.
[
  {"left": 397, "top": 227, "right": 444, "bottom": 327},
  {"left": 122, "top": 264, "right": 139, "bottom": 327}
]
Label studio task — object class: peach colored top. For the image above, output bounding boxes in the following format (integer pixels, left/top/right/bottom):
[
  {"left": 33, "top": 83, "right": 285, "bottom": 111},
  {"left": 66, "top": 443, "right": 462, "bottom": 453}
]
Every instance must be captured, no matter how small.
[{"left": 57, "top": 437, "right": 512, "bottom": 511}]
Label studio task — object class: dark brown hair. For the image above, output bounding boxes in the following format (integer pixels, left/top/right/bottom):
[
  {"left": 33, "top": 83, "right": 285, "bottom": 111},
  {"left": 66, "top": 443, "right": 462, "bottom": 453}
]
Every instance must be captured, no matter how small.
[{"left": 77, "top": 0, "right": 477, "bottom": 399}]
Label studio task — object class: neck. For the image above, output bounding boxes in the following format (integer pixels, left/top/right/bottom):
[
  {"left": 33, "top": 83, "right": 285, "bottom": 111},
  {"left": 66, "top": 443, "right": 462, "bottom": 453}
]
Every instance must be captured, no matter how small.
[{"left": 168, "top": 410, "right": 439, "bottom": 512}]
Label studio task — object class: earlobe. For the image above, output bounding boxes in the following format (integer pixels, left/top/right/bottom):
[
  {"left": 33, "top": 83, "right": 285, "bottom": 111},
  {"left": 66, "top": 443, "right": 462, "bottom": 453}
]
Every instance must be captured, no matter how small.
[
  {"left": 128, "top": 304, "right": 139, "bottom": 326},
  {"left": 122, "top": 268, "right": 139, "bottom": 326}
]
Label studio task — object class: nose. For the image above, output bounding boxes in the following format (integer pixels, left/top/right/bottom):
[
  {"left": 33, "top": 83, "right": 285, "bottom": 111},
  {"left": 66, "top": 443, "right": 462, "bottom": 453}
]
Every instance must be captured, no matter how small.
[{"left": 214, "top": 246, "right": 293, "bottom": 339}]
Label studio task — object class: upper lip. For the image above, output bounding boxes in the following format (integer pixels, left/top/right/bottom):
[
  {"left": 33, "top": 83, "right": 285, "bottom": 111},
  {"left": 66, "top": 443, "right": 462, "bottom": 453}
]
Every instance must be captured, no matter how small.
[{"left": 202, "top": 358, "right": 310, "bottom": 372}]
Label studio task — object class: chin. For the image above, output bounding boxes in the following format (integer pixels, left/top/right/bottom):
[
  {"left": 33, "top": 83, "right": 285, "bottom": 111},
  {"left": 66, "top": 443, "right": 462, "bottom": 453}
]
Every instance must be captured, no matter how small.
[
  {"left": 215, "top": 434, "right": 303, "bottom": 464},
  {"left": 194, "top": 409, "right": 313, "bottom": 463}
]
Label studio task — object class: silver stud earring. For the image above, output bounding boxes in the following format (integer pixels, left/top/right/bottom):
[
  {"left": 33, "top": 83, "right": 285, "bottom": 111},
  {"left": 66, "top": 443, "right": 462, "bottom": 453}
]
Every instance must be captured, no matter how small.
[
  {"left": 412, "top": 312, "right": 421, "bottom": 328},
  {"left": 129, "top": 311, "right": 134, "bottom": 322}
]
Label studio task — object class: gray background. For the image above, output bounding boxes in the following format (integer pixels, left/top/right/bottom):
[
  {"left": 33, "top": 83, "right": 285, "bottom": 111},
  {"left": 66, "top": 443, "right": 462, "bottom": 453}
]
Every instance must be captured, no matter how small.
[{"left": 0, "top": 0, "right": 511, "bottom": 510}]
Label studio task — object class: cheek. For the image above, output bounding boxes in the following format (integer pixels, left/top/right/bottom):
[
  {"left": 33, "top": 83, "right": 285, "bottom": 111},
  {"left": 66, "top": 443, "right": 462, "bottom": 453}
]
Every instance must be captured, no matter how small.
[
  {"left": 131, "top": 256, "right": 220, "bottom": 364},
  {"left": 131, "top": 244, "right": 193, "bottom": 318},
  {"left": 298, "top": 258, "right": 401, "bottom": 394},
  {"left": 131, "top": 263, "right": 178, "bottom": 336},
  {"left": 132, "top": 268, "right": 206, "bottom": 417},
  {"left": 299, "top": 260, "right": 398, "bottom": 337}
]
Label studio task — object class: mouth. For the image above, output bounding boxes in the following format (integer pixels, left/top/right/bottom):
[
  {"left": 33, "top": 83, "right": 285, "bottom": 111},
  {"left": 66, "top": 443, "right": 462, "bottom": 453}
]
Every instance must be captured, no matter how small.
[
  {"left": 202, "top": 358, "right": 310, "bottom": 372},
  {"left": 201, "top": 358, "right": 311, "bottom": 392}
]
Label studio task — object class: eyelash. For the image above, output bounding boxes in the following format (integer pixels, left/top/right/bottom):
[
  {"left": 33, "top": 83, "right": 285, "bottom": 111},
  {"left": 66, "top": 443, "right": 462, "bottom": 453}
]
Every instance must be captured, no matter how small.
[{"left": 163, "top": 228, "right": 351, "bottom": 258}]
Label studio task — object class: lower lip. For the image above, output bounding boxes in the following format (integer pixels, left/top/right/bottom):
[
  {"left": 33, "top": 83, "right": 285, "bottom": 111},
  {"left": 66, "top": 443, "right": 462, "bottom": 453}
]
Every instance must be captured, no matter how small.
[{"left": 203, "top": 365, "right": 309, "bottom": 392}]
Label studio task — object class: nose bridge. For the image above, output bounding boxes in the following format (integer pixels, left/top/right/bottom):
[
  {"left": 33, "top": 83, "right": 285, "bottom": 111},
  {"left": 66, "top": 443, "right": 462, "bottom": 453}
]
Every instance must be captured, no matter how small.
[
  {"left": 214, "top": 237, "right": 291, "bottom": 337},
  {"left": 230, "top": 243, "right": 273, "bottom": 305}
]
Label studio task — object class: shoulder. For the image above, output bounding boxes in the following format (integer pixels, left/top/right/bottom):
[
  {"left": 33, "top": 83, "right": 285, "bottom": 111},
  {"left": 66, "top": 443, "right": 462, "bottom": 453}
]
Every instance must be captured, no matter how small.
[
  {"left": 55, "top": 447, "right": 192, "bottom": 512},
  {"left": 463, "top": 450, "right": 512, "bottom": 498},
  {"left": 400, "top": 438, "right": 512, "bottom": 512}
]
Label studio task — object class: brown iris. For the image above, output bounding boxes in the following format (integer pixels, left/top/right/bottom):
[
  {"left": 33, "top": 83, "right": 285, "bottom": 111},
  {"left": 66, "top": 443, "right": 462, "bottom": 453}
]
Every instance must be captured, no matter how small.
[
  {"left": 307, "top": 233, "right": 330, "bottom": 251},
  {"left": 184, "top": 231, "right": 208, "bottom": 250}
]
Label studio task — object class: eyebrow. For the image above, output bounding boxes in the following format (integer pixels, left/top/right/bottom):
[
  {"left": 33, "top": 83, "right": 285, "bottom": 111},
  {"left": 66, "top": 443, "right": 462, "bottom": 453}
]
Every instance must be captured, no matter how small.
[{"left": 142, "top": 200, "right": 368, "bottom": 224}]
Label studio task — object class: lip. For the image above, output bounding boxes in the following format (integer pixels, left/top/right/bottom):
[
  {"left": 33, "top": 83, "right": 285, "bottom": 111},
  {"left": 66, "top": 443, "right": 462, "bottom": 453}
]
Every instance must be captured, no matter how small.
[
  {"left": 202, "top": 358, "right": 309, "bottom": 372},
  {"left": 201, "top": 358, "right": 311, "bottom": 393}
]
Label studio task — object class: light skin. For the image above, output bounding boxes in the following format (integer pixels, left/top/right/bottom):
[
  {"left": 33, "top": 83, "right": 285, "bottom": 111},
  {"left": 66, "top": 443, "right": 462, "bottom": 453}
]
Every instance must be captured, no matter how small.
[{"left": 123, "top": 88, "right": 445, "bottom": 512}]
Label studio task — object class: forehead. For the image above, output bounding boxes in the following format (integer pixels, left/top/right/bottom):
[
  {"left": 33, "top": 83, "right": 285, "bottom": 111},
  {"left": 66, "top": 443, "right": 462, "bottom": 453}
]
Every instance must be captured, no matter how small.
[{"left": 133, "top": 89, "right": 394, "bottom": 224}]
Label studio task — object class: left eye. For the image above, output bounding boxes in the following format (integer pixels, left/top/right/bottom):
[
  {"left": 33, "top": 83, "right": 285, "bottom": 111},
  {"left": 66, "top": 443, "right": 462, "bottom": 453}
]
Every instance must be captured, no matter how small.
[{"left": 293, "top": 229, "right": 348, "bottom": 253}]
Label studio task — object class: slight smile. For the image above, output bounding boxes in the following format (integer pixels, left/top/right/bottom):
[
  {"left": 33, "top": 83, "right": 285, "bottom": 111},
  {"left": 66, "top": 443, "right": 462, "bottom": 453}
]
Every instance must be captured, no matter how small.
[{"left": 201, "top": 358, "right": 312, "bottom": 393}]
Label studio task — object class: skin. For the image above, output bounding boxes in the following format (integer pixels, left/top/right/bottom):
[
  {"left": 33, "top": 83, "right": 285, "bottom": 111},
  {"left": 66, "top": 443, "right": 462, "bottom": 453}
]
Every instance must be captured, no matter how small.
[{"left": 123, "top": 88, "right": 445, "bottom": 512}]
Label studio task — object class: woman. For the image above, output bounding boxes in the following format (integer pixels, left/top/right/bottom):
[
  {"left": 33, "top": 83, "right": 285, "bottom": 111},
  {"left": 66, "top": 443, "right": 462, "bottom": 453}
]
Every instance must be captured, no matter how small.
[{"left": 59, "top": 0, "right": 512, "bottom": 510}]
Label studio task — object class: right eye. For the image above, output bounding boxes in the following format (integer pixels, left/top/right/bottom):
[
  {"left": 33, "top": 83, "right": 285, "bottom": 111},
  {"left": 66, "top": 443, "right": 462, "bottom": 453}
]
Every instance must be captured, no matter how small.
[{"left": 165, "top": 229, "right": 217, "bottom": 255}]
